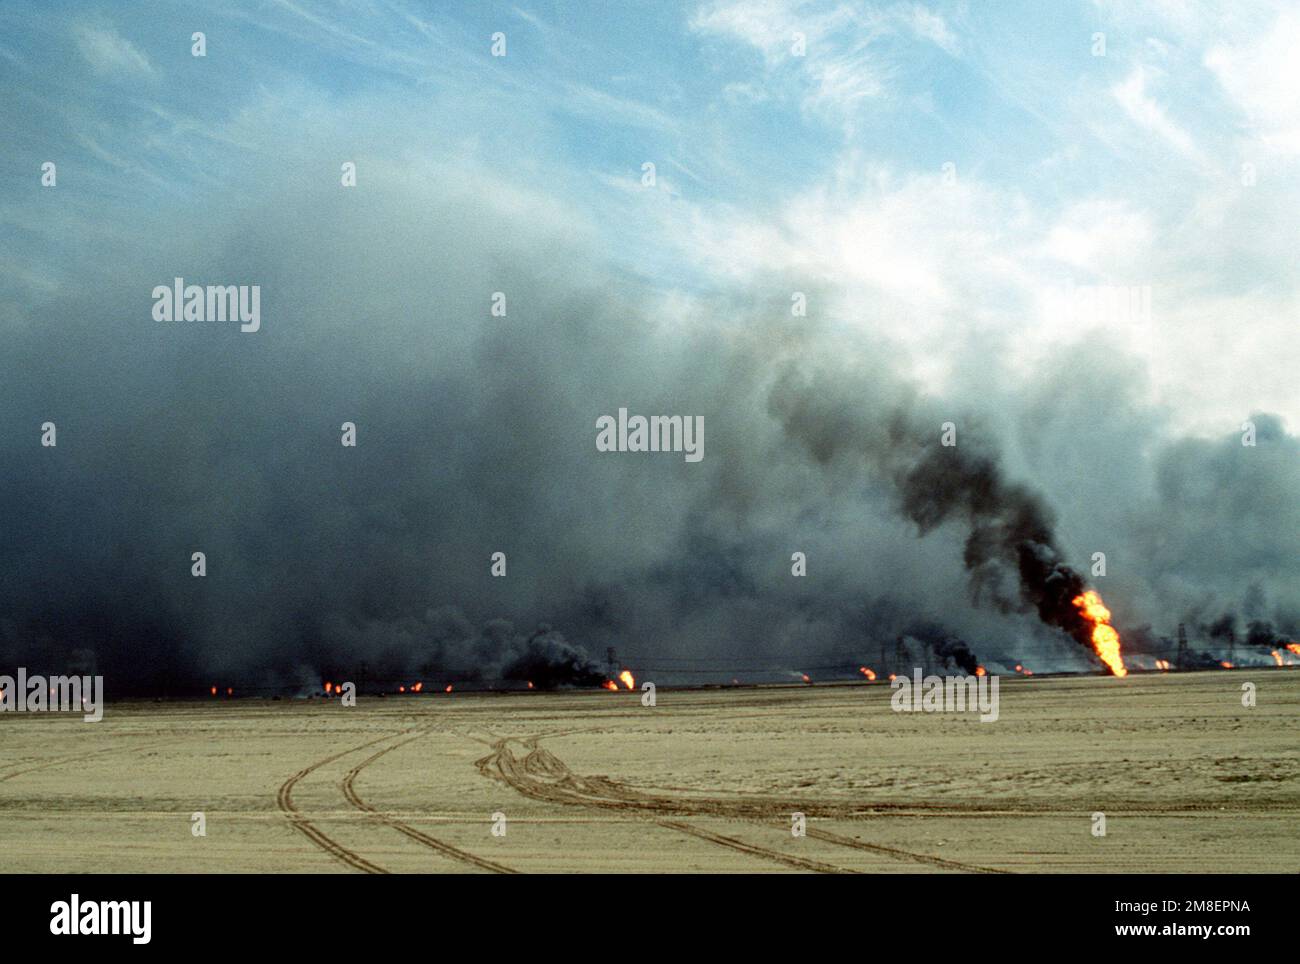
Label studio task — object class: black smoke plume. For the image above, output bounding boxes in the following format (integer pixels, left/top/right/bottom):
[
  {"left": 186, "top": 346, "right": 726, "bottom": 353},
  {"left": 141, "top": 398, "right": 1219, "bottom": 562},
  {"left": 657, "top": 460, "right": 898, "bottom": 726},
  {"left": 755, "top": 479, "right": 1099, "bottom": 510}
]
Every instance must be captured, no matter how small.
[{"left": 768, "top": 362, "right": 1113, "bottom": 672}]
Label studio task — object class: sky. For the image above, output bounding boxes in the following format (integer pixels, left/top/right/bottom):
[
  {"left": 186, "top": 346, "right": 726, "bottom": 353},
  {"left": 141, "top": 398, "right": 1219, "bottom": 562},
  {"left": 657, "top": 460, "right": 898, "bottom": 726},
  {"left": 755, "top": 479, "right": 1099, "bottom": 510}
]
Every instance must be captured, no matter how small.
[{"left": 0, "top": 1, "right": 1296, "bottom": 689}]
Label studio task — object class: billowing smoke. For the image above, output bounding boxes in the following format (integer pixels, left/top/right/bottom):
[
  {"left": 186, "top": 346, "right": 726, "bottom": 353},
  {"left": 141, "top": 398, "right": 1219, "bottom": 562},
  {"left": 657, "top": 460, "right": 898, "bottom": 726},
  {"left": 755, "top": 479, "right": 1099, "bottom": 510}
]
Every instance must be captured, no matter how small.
[
  {"left": 1245, "top": 621, "right": 1296, "bottom": 651},
  {"left": 501, "top": 627, "right": 607, "bottom": 689},
  {"left": 897, "top": 622, "right": 980, "bottom": 675},
  {"left": 767, "top": 362, "right": 1115, "bottom": 672},
  {"left": 1141, "top": 414, "right": 1300, "bottom": 657},
  {"left": 311, "top": 609, "right": 606, "bottom": 692},
  {"left": 930, "top": 636, "right": 980, "bottom": 676},
  {"left": 2, "top": 99, "right": 1296, "bottom": 693}
]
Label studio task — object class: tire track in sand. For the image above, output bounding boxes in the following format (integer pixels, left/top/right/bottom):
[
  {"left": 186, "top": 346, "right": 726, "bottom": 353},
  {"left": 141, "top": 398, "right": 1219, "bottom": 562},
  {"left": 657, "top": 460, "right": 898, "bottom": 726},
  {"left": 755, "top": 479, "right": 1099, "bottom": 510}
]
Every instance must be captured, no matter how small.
[
  {"left": 276, "top": 730, "right": 406, "bottom": 874},
  {"left": 477, "top": 736, "right": 861, "bottom": 873},
  {"left": 0, "top": 740, "right": 181, "bottom": 783},
  {"left": 341, "top": 732, "right": 517, "bottom": 874},
  {"left": 805, "top": 827, "right": 1008, "bottom": 873}
]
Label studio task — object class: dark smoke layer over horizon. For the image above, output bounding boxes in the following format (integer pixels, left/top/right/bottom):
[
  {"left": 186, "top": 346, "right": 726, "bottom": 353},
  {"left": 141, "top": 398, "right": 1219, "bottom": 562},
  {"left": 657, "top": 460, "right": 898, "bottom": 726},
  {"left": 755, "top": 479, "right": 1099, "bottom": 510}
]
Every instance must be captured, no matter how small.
[{"left": 3, "top": 154, "right": 1297, "bottom": 694}]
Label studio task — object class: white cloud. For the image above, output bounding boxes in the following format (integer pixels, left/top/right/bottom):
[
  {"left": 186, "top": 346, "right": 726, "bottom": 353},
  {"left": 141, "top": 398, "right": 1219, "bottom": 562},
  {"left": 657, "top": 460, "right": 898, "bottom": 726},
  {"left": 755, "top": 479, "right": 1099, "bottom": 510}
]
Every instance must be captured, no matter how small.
[
  {"left": 1110, "top": 66, "right": 1202, "bottom": 163},
  {"left": 74, "top": 23, "right": 154, "bottom": 78},
  {"left": 900, "top": 4, "right": 958, "bottom": 54},
  {"left": 691, "top": 1, "right": 957, "bottom": 131},
  {"left": 1041, "top": 199, "right": 1153, "bottom": 274},
  {"left": 1204, "top": 9, "right": 1300, "bottom": 155}
]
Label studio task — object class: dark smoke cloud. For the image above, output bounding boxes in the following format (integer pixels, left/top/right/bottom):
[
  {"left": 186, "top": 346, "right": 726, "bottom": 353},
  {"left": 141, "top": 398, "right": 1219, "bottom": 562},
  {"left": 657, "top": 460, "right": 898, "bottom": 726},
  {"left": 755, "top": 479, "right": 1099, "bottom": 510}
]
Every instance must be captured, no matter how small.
[
  {"left": 2, "top": 112, "right": 1297, "bottom": 692},
  {"left": 767, "top": 361, "right": 1119, "bottom": 672},
  {"left": 898, "top": 620, "right": 981, "bottom": 675}
]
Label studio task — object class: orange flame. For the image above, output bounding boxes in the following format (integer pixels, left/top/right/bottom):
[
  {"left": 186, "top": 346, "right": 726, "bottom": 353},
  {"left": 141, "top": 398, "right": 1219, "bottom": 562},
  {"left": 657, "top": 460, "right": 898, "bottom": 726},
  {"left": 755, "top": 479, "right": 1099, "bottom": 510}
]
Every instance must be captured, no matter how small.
[
  {"left": 800, "top": 673, "right": 812, "bottom": 684},
  {"left": 1287, "top": 643, "right": 1300, "bottom": 657},
  {"left": 444, "top": 684, "right": 453, "bottom": 693},
  {"left": 858, "top": 666, "right": 876, "bottom": 681},
  {"left": 225, "top": 687, "right": 232, "bottom": 697},
  {"left": 324, "top": 681, "right": 333, "bottom": 694},
  {"left": 1155, "top": 659, "right": 1170, "bottom": 671},
  {"left": 398, "top": 685, "right": 405, "bottom": 693},
  {"left": 618, "top": 670, "right": 635, "bottom": 690},
  {"left": 1271, "top": 650, "right": 1284, "bottom": 667},
  {"left": 974, "top": 665, "right": 986, "bottom": 677},
  {"left": 1221, "top": 660, "right": 1234, "bottom": 669},
  {"left": 1071, "top": 590, "right": 1128, "bottom": 677},
  {"left": 527, "top": 681, "right": 534, "bottom": 689},
  {"left": 412, "top": 682, "right": 423, "bottom": 693},
  {"left": 210, "top": 686, "right": 217, "bottom": 697},
  {"left": 602, "top": 680, "right": 618, "bottom": 691}
]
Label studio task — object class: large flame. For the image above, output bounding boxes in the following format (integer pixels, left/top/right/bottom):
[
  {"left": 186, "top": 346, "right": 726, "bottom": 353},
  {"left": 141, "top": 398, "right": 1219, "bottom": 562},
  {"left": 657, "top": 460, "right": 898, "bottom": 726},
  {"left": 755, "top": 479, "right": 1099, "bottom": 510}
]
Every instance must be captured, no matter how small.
[
  {"left": 618, "top": 670, "right": 635, "bottom": 690},
  {"left": 1071, "top": 590, "right": 1128, "bottom": 677}
]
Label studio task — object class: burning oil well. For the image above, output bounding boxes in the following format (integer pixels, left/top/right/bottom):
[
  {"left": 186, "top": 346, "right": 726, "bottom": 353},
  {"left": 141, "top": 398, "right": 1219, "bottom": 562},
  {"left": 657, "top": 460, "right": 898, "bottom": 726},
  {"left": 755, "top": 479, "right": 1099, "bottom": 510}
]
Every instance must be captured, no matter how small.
[{"left": 769, "top": 363, "right": 1130, "bottom": 678}]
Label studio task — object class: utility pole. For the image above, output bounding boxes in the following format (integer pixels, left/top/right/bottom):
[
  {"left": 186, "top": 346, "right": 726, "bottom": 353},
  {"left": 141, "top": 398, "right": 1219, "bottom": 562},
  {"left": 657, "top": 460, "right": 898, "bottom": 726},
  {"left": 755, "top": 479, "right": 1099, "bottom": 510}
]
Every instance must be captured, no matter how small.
[{"left": 895, "top": 636, "right": 909, "bottom": 674}]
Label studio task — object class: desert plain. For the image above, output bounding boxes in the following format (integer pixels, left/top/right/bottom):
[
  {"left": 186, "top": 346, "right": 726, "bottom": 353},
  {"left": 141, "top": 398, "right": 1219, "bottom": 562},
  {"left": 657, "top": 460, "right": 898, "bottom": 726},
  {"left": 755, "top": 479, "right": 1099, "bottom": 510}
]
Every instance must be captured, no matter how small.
[{"left": 1, "top": 669, "right": 1297, "bottom": 873}]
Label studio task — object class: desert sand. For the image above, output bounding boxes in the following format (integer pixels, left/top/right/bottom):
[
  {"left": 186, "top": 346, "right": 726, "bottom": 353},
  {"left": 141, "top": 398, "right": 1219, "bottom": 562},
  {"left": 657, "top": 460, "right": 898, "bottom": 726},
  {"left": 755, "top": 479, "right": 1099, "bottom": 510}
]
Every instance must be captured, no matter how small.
[{"left": 1, "top": 669, "right": 1296, "bottom": 873}]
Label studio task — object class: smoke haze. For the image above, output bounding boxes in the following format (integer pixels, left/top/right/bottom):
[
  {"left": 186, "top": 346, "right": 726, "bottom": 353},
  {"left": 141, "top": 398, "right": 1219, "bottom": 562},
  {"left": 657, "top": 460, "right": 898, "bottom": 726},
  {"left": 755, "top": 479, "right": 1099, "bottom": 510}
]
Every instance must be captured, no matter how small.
[{"left": 3, "top": 11, "right": 1297, "bottom": 692}]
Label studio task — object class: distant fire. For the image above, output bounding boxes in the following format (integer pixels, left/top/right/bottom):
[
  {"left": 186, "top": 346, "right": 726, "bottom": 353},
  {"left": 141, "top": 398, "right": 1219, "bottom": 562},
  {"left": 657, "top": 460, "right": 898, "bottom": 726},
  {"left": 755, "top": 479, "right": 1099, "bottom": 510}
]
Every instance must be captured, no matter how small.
[
  {"left": 210, "top": 685, "right": 217, "bottom": 697},
  {"left": 444, "top": 684, "right": 453, "bottom": 693},
  {"left": 1221, "top": 660, "right": 1234, "bottom": 669},
  {"left": 974, "top": 666, "right": 986, "bottom": 677},
  {"left": 618, "top": 670, "right": 635, "bottom": 690},
  {"left": 602, "top": 680, "right": 619, "bottom": 691},
  {"left": 1271, "top": 650, "right": 1285, "bottom": 667},
  {"left": 1155, "top": 659, "right": 1171, "bottom": 671},
  {"left": 1071, "top": 590, "right": 1128, "bottom": 677},
  {"left": 412, "top": 682, "right": 423, "bottom": 693},
  {"left": 800, "top": 673, "right": 812, "bottom": 684},
  {"left": 324, "top": 681, "right": 333, "bottom": 694},
  {"left": 527, "top": 681, "right": 534, "bottom": 689},
  {"left": 858, "top": 666, "right": 876, "bottom": 681},
  {"left": 1287, "top": 643, "right": 1300, "bottom": 657}
]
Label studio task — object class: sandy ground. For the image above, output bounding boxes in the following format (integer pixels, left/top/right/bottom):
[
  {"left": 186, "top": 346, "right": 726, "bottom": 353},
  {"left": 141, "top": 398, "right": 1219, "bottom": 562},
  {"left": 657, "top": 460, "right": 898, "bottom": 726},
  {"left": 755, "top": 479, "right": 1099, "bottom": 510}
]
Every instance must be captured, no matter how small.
[{"left": 1, "top": 669, "right": 1297, "bottom": 873}]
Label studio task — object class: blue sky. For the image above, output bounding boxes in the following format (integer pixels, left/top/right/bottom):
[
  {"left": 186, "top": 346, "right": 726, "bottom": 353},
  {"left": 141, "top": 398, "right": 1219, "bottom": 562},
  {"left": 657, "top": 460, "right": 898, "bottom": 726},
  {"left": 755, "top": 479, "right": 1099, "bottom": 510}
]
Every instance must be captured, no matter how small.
[{"left": 3, "top": 0, "right": 1298, "bottom": 431}]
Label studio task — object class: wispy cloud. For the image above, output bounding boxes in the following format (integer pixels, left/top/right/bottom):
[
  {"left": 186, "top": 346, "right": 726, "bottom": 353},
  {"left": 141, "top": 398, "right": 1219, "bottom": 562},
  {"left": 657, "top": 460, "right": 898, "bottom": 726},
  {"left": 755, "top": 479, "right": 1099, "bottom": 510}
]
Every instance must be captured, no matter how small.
[
  {"left": 690, "top": 0, "right": 958, "bottom": 133},
  {"left": 1110, "top": 65, "right": 1204, "bottom": 164},
  {"left": 74, "top": 23, "right": 155, "bottom": 78},
  {"left": 1204, "top": 9, "right": 1300, "bottom": 155}
]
